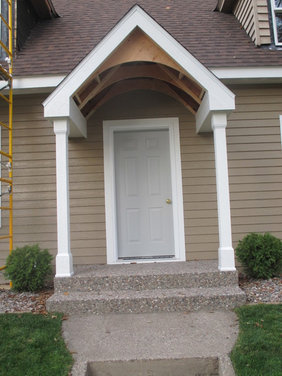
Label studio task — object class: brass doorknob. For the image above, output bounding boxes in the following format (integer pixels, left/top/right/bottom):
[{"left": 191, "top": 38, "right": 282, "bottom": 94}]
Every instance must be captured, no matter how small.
[{"left": 166, "top": 198, "right": 172, "bottom": 204}]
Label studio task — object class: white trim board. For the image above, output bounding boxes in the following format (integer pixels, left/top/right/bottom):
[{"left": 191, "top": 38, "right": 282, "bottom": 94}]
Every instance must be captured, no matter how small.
[
  {"left": 10, "top": 66, "right": 282, "bottom": 94},
  {"left": 12, "top": 75, "right": 65, "bottom": 94},
  {"left": 103, "top": 117, "right": 186, "bottom": 264},
  {"left": 211, "top": 67, "right": 282, "bottom": 83},
  {"left": 270, "top": 0, "right": 282, "bottom": 47}
]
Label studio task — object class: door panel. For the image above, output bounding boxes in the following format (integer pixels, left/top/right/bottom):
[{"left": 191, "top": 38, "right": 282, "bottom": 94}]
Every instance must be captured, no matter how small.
[{"left": 114, "top": 129, "right": 174, "bottom": 258}]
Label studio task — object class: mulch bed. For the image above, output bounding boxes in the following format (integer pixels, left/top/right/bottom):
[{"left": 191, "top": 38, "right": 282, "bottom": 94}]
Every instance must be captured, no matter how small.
[
  {"left": 239, "top": 275, "right": 281, "bottom": 304},
  {"left": 0, "top": 287, "right": 53, "bottom": 314},
  {"left": 0, "top": 276, "right": 281, "bottom": 314}
]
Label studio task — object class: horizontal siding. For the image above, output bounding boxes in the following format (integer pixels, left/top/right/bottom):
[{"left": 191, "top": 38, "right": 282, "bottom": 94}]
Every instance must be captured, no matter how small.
[
  {"left": 234, "top": 0, "right": 256, "bottom": 43},
  {"left": 0, "top": 94, "right": 57, "bottom": 268},
  {"left": 227, "top": 85, "right": 282, "bottom": 249},
  {"left": 233, "top": 0, "right": 271, "bottom": 45},
  {"left": 1, "top": 86, "right": 281, "bottom": 269}
]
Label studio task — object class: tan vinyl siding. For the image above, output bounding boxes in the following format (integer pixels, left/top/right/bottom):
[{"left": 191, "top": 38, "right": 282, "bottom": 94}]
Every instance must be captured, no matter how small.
[
  {"left": 0, "top": 94, "right": 57, "bottom": 267},
  {"left": 233, "top": 0, "right": 271, "bottom": 45},
  {"left": 227, "top": 85, "right": 282, "bottom": 248},
  {"left": 1, "top": 86, "right": 281, "bottom": 268}
]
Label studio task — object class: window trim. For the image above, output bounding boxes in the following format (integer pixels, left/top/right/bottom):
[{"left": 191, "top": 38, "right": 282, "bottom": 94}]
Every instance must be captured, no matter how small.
[{"left": 270, "top": 0, "right": 282, "bottom": 46}]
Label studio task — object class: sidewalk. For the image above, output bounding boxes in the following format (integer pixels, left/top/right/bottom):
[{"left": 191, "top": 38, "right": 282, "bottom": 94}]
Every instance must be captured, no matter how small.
[{"left": 63, "top": 310, "right": 238, "bottom": 376}]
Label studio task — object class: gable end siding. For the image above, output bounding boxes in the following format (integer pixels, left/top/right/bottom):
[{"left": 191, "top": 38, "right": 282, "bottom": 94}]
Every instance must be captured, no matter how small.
[{"left": 233, "top": 0, "right": 271, "bottom": 45}]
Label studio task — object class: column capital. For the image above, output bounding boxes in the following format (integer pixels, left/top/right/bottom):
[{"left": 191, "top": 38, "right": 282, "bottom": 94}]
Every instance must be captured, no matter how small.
[
  {"left": 211, "top": 112, "right": 227, "bottom": 130},
  {"left": 53, "top": 118, "right": 70, "bottom": 136}
]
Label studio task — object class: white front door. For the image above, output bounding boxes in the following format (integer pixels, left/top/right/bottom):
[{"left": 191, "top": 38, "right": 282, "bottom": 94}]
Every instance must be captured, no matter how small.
[{"left": 114, "top": 129, "right": 174, "bottom": 259}]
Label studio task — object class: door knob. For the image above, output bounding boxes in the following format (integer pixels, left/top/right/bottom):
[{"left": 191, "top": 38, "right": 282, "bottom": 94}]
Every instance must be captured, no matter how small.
[{"left": 166, "top": 198, "right": 172, "bottom": 204}]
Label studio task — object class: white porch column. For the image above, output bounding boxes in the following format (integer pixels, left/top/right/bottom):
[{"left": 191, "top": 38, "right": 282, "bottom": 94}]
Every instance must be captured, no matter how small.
[
  {"left": 53, "top": 119, "right": 73, "bottom": 277},
  {"left": 211, "top": 113, "right": 236, "bottom": 271}
]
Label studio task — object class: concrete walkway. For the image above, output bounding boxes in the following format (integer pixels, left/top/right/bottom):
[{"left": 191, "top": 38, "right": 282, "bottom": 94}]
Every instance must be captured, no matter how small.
[{"left": 63, "top": 310, "right": 239, "bottom": 376}]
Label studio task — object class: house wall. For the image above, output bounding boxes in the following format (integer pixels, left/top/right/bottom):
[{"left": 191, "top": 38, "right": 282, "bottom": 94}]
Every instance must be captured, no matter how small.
[
  {"left": 0, "top": 85, "right": 282, "bottom": 270},
  {"left": 0, "top": 94, "right": 57, "bottom": 269},
  {"left": 233, "top": 0, "right": 271, "bottom": 45},
  {"left": 228, "top": 84, "right": 282, "bottom": 243},
  {"left": 70, "top": 91, "right": 218, "bottom": 265}
]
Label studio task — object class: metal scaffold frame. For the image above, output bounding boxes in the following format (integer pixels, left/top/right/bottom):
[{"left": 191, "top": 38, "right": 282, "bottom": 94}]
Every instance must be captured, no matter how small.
[{"left": 0, "top": 0, "right": 13, "bottom": 271}]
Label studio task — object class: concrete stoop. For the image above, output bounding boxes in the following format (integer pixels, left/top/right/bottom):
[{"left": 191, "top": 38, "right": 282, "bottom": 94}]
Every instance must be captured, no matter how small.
[{"left": 47, "top": 261, "right": 245, "bottom": 314}]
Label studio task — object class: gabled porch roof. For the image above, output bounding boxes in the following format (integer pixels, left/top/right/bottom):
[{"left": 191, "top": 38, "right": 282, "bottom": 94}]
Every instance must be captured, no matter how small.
[{"left": 43, "top": 5, "right": 235, "bottom": 135}]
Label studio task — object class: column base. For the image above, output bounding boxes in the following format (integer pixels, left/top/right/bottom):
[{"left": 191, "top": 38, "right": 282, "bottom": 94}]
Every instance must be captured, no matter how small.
[
  {"left": 218, "top": 246, "right": 236, "bottom": 272},
  {"left": 56, "top": 253, "right": 74, "bottom": 277}
]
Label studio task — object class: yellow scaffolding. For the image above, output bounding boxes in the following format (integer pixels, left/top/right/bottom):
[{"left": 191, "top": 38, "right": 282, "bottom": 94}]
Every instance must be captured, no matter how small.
[{"left": 0, "top": 0, "right": 13, "bottom": 271}]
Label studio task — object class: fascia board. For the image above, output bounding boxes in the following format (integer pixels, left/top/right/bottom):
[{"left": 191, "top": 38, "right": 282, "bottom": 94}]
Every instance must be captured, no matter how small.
[
  {"left": 12, "top": 66, "right": 282, "bottom": 94},
  {"left": 43, "top": 5, "right": 235, "bottom": 118},
  {"left": 211, "top": 66, "right": 282, "bottom": 82},
  {"left": 13, "top": 75, "right": 65, "bottom": 92}
]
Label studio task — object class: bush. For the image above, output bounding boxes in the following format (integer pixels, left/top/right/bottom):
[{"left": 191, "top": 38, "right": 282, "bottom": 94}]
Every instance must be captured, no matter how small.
[
  {"left": 236, "top": 233, "right": 282, "bottom": 279},
  {"left": 4, "top": 244, "right": 53, "bottom": 292}
]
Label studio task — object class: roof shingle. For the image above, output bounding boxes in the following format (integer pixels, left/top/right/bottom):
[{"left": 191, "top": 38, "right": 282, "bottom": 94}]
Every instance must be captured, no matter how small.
[{"left": 13, "top": 0, "right": 282, "bottom": 76}]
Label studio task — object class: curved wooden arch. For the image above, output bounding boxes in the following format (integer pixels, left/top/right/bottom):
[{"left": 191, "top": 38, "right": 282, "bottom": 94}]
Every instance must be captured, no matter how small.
[
  {"left": 82, "top": 78, "right": 199, "bottom": 119},
  {"left": 78, "top": 63, "right": 202, "bottom": 111},
  {"left": 73, "top": 28, "right": 204, "bottom": 118}
]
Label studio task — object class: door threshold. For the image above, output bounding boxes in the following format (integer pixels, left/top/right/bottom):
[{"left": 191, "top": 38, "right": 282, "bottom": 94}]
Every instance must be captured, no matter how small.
[
  {"left": 110, "top": 257, "right": 184, "bottom": 265},
  {"left": 119, "top": 255, "right": 175, "bottom": 260}
]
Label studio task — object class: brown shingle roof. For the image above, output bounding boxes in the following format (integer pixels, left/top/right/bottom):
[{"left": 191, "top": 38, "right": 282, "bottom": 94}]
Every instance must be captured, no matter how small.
[{"left": 13, "top": 0, "right": 282, "bottom": 77}]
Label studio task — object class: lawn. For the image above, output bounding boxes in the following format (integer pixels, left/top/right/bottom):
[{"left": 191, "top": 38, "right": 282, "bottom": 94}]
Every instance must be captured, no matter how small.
[
  {"left": 0, "top": 313, "right": 73, "bottom": 376},
  {"left": 231, "top": 304, "right": 282, "bottom": 376}
]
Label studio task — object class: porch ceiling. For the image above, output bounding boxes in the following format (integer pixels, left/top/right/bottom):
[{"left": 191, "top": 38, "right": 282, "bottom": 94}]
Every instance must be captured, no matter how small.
[{"left": 73, "top": 44, "right": 205, "bottom": 118}]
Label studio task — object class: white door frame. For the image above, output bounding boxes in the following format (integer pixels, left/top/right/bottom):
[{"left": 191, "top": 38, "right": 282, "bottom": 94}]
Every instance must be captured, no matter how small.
[{"left": 103, "top": 118, "right": 186, "bottom": 264}]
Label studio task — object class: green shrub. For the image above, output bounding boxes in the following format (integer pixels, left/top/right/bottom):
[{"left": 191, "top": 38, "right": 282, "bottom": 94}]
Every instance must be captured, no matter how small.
[
  {"left": 236, "top": 233, "right": 282, "bottom": 279},
  {"left": 4, "top": 244, "right": 53, "bottom": 292}
]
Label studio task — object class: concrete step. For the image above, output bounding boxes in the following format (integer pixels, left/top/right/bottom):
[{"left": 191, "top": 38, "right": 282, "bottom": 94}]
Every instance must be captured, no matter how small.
[
  {"left": 54, "top": 261, "right": 239, "bottom": 293},
  {"left": 47, "top": 285, "right": 246, "bottom": 315}
]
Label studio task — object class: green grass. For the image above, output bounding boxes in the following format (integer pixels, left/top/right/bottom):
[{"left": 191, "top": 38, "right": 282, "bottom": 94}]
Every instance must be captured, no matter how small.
[
  {"left": 0, "top": 313, "right": 73, "bottom": 376},
  {"left": 231, "top": 304, "right": 282, "bottom": 376}
]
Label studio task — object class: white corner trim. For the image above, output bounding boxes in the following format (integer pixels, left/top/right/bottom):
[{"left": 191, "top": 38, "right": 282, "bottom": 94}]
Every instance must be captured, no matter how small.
[
  {"left": 43, "top": 5, "right": 235, "bottom": 120},
  {"left": 103, "top": 117, "right": 186, "bottom": 264}
]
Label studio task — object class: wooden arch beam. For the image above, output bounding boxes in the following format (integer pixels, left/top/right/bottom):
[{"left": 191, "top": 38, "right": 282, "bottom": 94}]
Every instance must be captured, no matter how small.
[
  {"left": 78, "top": 63, "right": 202, "bottom": 111},
  {"left": 84, "top": 78, "right": 198, "bottom": 119},
  {"left": 75, "top": 28, "right": 204, "bottom": 101}
]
